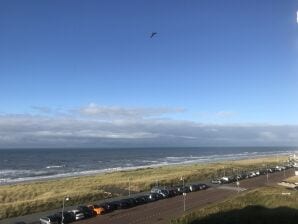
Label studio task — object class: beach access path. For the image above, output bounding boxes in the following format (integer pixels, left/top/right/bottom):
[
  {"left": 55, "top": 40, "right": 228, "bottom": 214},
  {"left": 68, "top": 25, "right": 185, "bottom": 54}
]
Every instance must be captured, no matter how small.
[{"left": 1, "top": 168, "right": 294, "bottom": 224}]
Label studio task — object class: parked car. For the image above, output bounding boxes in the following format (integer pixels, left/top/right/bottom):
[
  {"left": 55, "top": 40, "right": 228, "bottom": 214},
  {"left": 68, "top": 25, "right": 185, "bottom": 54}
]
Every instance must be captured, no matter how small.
[
  {"left": 280, "top": 166, "right": 286, "bottom": 170},
  {"left": 113, "top": 200, "right": 130, "bottom": 209},
  {"left": 166, "top": 187, "right": 179, "bottom": 197},
  {"left": 147, "top": 192, "right": 163, "bottom": 201},
  {"left": 211, "top": 179, "right": 222, "bottom": 184},
  {"left": 267, "top": 168, "right": 274, "bottom": 173},
  {"left": 77, "top": 205, "right": 95, "bottom": 218},
  {"left": 248, "top": 172, "right": 256, "bottom": 178},
  {"left": 177, "top": 186, "right": 191, "bottom": 193},
  {"left": 150, "top": 187, "right": 170, "bottom": 198},
  {"left": 55, "top": 212, "right": 75, "bottom": 224},
  {"left": 125, "top": 198, "right": 137, "bottom": 207},
  {"left": 40, "top": 215, "right": 59, "bottom": 224},
  {"left": 14, "top": 222, "right": 26, "bottom": 224},
  {"left": 99, "top": 202, "right": 117, "bottom": 213},
  {"left": 68, "top": 209, "right": 85, "bottom": 221},
  {"left": 285, "top": 163, "right": 294, "bottom": 169},
  {"left": 274, "top": 166, "right": 282, "bottom": 171},
  {"left": 220, "top": 177, "right": 230, "bottom": 183},
  {"left": 197, "top": 183, "right": 208, "bottom": 190},
  {"left": 229, "top": 175, "right": 238, "bottom": 182},
  {"left": 188, "top": 184, "right": 199, "bottom": 192},
  {"left": 133, "top": 196, "right": 148, "bottom": 205},
  {"left": 88, "top": 204, "right": 105, "bottom": 215},
  {"left": 241, "top": 173, "right": 250, "bottom": 179}
]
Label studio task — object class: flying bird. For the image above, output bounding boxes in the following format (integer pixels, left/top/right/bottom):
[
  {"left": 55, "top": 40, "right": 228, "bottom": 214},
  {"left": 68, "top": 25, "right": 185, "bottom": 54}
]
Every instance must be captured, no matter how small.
[{"left": 150, "top": 32, "right": 157, "bottom": 38}]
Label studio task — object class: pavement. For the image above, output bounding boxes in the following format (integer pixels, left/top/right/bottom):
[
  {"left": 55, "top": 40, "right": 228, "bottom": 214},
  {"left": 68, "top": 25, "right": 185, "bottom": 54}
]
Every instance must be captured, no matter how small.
[{"left": 0, "top": 168, "right": 295, "bottom": 224}]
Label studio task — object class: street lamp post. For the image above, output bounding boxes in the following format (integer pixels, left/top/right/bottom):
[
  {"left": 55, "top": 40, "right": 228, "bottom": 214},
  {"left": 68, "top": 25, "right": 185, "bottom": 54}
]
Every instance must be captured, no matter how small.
[
  {"left": 128, "top": 178, "right": 131, "bottom": 196},
  {"left": 180, "top": 176, "right": 186, "bottom": 212},
  {"left": 62, "top": 197, "right": 70, "bottom": 224},
  {"left": 266, "top": 164, "right": 269, "bottom": 184},
  {"left": 183, "top": 192, "right": 186, "bottom": 212}
]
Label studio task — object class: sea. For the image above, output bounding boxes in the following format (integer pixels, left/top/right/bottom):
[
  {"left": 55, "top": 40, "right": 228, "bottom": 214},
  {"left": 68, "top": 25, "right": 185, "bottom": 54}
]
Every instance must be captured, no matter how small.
[{"left": 0, "top": 147, "right": 296, "bottom": 185}]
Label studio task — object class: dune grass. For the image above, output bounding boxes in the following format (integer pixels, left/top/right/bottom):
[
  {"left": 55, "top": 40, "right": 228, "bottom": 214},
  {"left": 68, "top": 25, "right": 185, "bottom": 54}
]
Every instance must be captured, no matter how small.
[
  {"left": 171, "top": 185, "right": 298, "bottom": 224},
  {"left": 286, "top": 175, "right": 298, "bottom": 183},
  {"left": 0, "top": 155, "right": 288, "bottom": 219}
]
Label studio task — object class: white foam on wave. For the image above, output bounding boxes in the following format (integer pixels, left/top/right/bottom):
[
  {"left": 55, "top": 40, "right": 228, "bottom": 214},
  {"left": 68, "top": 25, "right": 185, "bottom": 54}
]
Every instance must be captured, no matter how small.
[{"left": 46, "top": 165, "right": 64, "bottom": 169}]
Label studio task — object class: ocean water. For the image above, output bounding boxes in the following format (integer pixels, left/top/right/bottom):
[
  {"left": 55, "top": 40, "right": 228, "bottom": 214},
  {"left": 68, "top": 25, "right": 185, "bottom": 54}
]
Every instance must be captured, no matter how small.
[{"left": 0, "top": 147, "right": 296, "bottom": 184}]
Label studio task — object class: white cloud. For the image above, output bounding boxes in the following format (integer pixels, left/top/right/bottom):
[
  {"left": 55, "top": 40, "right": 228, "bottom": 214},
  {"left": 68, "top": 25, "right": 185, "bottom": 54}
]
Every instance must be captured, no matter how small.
[
  {"left": 0, "top": 111, "right": 298, "bottom": 148},
  {"left": 78, "top": 103, "right": 185, "bottom": 120}
]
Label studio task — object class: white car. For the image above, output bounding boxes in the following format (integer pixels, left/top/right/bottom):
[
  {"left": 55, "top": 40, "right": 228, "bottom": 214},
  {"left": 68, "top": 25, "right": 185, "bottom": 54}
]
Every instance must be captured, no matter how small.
[
  {"left": 69, "top": 209, "right": 85, "bottom": 221},
  {"left": 211, "top": 179, "right": 222, "bottom": 184},
  {"left": 220, "top": 176, "right": 230, "bottom": 183},
  {"left": 249, "top": 172, "right": 256, "bottom": 178},
  {"left": 275, "top": 166, "right": 282, "bottom": 171}
]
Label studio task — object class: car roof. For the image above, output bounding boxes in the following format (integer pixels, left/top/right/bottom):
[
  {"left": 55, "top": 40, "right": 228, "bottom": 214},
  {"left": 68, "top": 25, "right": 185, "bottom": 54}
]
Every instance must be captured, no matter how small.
[{"left": 71, "top": 209, "right": 80, "bottom": 212}]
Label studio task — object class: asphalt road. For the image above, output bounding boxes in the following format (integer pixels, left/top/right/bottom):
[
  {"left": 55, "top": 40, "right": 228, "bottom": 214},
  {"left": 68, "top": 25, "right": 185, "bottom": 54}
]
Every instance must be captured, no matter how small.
[{"left": 1, "top": 168, "right": 294, "bottom": 224}]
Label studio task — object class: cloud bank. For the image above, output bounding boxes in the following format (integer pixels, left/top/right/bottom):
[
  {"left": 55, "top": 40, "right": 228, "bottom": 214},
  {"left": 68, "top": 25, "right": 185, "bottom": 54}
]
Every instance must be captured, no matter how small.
[
  {"left": 78, "top": 103, "right": 185, "bottom": 120},
  {"left": 0, "top": 104, "right": 298, "bottom": 148}
]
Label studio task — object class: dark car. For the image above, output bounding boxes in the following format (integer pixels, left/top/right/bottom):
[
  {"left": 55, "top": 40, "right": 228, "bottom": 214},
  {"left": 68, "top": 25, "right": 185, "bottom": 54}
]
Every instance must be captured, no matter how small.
[
  {"left": 229, "top": 176, "right": 238, "bottom": 182},
  {"left": 198, "top": 183, "right": 208, "bottom": 190},
  {"left": 113, "top": 200, "right": 130, "bottom": 209},
  {"left": 240, "top": 173, "right": 249, "bottom": 179},
  {"left": 134, "top": 196, "right": 148, "bottom": 205},
  {"left": 55, "top": 212, "right": 75, "bottom": 224},
  {"left": 177, "top": 186, "right": 191, "bottom": 193},
  {"left": 14, "top": 222, "right": 26, "bottom": 224},
  {"left": 77, "top": 205, "right": 95, "bottom": 218},
  {"left": 100, "top": 202, "right": 117, "bottom": 213},
  {"left": 167, "top": 188, "right": 179, "bottom": 197},
  {"left": 147, "top": 192, "right": 163, "bottom": 201},
  {"left": 189, "top": 184, "right": 199, "bottom": 192},
  {"left": 125, "top": 198, "right": 137, "bottom": 207}
]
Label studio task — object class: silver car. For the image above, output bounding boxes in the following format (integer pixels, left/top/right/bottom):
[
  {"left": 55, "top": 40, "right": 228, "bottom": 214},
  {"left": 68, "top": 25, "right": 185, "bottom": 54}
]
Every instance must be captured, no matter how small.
[
  {"left": 69, "top": 209, "right": 85, "bottom": 221},
  {"left": 39, "top": 216, "right": 59, "bottom": 224}
]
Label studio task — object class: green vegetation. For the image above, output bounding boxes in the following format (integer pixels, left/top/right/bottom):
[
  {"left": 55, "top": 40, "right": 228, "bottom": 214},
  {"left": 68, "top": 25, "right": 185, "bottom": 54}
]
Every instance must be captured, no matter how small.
[
  {"left": 172, "top": 186, "right": 298, "bottom": 224},
  {"left": 286, "top": 175, "right": 298, "bottom": 183},
  {"left": 0, "top": 156, "right": 287, "bottom": 219}
]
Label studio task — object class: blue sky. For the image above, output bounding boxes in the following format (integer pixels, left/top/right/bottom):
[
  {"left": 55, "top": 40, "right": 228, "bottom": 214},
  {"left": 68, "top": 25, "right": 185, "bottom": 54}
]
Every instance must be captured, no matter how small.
[{"left": 0, "top": 0, "right": 298, "bottom": 147}]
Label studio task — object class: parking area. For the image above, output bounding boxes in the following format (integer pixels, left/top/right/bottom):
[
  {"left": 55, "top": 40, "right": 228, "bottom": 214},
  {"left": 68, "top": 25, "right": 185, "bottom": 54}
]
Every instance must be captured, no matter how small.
[
  {"left": 74, "top": 168, "right": 295, "bottom": 224},
  {"left": 3, "top": 165, "right": 295, "bottom": 224}
]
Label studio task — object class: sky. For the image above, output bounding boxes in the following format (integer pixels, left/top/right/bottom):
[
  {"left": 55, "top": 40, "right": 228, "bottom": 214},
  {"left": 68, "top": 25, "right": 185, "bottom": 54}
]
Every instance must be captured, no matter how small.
[{"left": 0, "top": 0, "right": 298, "bottom": 148}]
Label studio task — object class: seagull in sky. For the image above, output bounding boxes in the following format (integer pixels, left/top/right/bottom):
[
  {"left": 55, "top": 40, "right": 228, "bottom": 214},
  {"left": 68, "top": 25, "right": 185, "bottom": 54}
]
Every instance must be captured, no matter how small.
[{"left": 150, "top": 32, "right": 157, "bottom": 38}]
